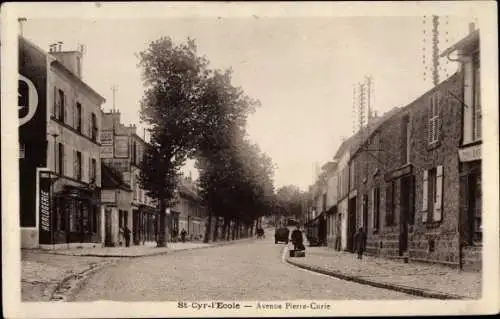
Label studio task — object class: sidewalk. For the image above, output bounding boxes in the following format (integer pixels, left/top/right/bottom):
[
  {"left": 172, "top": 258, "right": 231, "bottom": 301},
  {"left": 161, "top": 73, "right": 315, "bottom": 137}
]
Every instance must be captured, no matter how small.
[
  {"left": 285, "top": 246, "right": 482, "bottom": 300},
  {"left": 22, "top": 238, "right": 253, "bottom": 301},
  {"left": 44, "top": 241, "right": 214, "bottom": 257}
]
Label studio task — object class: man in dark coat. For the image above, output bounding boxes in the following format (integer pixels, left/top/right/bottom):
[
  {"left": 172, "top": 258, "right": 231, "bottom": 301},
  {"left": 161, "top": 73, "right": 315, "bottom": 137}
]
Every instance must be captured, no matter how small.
[
  {"left": 180, "top": 228, "right": 187, "bottom": 243},
  {"left": 124, "top": 226, "right": 131, "bottom": 247},
  {"left": 291, "top": 226, "right": 305, "bottom": 251},
  {"left": 354, "top": 227, "right": 367, "bottom": 259}
]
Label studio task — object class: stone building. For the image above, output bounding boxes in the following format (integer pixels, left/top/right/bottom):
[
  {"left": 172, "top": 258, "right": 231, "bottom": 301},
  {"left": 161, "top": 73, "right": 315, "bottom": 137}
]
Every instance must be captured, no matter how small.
[
  {"left": 441, "top": 24, "right": 481, "bottom": 270},
  {"left": 19, "top": 36, "right": 106, "bottom": 248},
  {"left": 349, "top": 72, "right": 464, "bottom": 266}
]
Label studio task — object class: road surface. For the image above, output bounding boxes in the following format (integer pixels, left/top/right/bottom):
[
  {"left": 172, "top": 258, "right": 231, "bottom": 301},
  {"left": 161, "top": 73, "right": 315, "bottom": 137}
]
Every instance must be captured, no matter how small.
[{"left": 74, "top": 235, "right": 419, "bottom": 301}]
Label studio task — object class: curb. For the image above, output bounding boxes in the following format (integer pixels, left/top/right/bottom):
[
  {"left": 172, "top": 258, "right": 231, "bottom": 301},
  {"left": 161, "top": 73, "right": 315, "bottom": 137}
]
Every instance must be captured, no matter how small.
[
  {"left": 50, "top": 260, "right": 118, "bottom": 302},
  {"left": 285, "top": 258, "right": 468, "bottom": 300},
  {"left": 47, "top": 237, "right": 255, "bottom": 258}
]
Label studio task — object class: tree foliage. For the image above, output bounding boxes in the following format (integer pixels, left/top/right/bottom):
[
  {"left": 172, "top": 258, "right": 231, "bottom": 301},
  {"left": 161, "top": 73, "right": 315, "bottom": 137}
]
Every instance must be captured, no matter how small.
[
  {"left": 137, "top": 36, "right": 275, "bottom": 245},
  {"left": 137, "top": 37, "right": 209, "bottom": 246},
  {"left": 275, "top": 185, "right": 306, "bottom": 220}
]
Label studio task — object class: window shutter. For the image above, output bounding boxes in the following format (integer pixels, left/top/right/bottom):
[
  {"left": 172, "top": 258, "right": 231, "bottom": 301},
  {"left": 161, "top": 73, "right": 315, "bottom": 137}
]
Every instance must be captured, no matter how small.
[
  {"left": 433, "top": 165, "right": 444, "bottom": 222},
  {"left": 422, "top": 170, "right": 429, "bottom": 222},
  {"left": 88, "top": 156, "right": 92, "bottom": 182}
]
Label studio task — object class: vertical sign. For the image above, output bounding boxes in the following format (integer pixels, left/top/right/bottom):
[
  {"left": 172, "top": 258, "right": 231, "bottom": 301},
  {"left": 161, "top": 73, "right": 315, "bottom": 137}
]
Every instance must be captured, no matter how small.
[
  {"left": 19, "top": 38, "right": 48, "bottom": 228},
  {"left": 114, "top": 135, "right": 129, "bottom": 158},
  {"left": 39, "top": 175, "right": 52, "bottom": 244}
]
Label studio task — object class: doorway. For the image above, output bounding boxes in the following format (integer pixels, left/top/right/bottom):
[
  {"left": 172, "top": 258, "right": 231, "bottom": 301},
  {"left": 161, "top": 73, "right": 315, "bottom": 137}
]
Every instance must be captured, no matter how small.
[
  {"left": 347, "top": 196, "right": 357, "bottom": 252},
  {"left": 133, "top": 209, "right": 139, "bottom": 245},
  {"left": 104, "top": 208, "right": 113, "bottom": 246},
  {"left": 399, "top": 175, "right": 414, "bottom": 256}
]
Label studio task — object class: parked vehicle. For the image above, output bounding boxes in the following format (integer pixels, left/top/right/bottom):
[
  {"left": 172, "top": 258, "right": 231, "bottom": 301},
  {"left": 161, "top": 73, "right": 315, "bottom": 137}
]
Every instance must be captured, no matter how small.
[{"left": 274, "top": 227, "right": 290, "bottom": 244}]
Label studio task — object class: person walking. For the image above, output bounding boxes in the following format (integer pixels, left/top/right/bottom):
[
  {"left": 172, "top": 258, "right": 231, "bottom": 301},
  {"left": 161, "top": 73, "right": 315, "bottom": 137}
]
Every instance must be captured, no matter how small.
[
  {"left": 291, "top": 225, "right": 305, "bottom": 251},
  {"left": 180, "top": 228, "right": 187, "bottom": 243},
  {"left": 124, "top": 225, "right": 131, "bottom": 247},
  {"left": 354, "top": 227, "right": 367, "bottom": 259}
]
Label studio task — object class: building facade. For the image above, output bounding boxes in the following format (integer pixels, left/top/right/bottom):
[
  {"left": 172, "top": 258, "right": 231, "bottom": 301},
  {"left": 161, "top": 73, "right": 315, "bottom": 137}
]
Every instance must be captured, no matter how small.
[
  {"left": 100, "top": 110, "right": 160, "bottom": 246},
  {"left": 349, "top": 72, "right": 464, "bottom": 266},
  {"left": 441, "top": 25, "right": 482, "bottom": 270},
  {"left": 19, "top": 37, "right": 106, "bottom": 248},
  {"left": 170, "top": 177, "right": 207, "bottom": 241}
]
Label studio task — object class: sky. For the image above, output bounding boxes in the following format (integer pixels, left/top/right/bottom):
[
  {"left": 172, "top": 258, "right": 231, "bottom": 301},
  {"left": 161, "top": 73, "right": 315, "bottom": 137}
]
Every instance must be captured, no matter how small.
[{"left": 21, "top": 13, "right": 474, "bottom": 190}]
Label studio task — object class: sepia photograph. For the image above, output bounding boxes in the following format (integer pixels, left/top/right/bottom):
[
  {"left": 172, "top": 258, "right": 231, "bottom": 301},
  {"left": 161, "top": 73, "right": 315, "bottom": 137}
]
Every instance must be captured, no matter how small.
[{"left": 1, "top": 1, "right": 499, "bottom": 318}]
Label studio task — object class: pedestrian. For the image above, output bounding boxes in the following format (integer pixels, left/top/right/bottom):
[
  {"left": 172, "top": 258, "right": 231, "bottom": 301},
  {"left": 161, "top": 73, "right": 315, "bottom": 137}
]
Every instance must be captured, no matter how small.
[
  {"left": 291, "top": 225, "right": 305, "bottom": 251},
  {"left": 354, "top": 227, "right": 367, "bottom": 259},
  {"left": 180, "top": 228, "right": 187, "bottom": 243},
  {"left": 124, "top": 226, "right": 131, "bottom": 247}
]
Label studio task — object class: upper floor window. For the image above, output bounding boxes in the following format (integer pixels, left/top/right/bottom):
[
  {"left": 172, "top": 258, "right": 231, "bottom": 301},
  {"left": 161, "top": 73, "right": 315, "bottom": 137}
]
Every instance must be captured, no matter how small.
[
  {"left": 472, "top": 53, "right": 481, "bottom": 141},
  {"left": 74, "top": 150, "right": 82, "bottom": 180},
  {"left": 422, "top": 165, "right": 443, "bottom": 223},
  {"left": 54, "top": 88, "right": 66, "bottom": 122},
  {"left": 428, "top": 92, "right": 441, "bottom": 145},
  {"left": 89, "top": 158, "right": 97, "bottom": 183},
  {"left": 75, "top": 102, "right": 82, "bottom": 133},
  {"left": 91, "top": 113, "right": 98, "bottom": 141}
]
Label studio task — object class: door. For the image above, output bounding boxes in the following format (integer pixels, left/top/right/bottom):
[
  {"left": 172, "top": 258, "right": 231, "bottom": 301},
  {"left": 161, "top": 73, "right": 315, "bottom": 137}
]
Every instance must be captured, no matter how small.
[
  {"left": 133, "top": 209, "right": 139, "bottom": 245},
  {"left": 347, "top": 197, "right": 357, "bottom": 252},
  {"left": 104, "top": 208, "right": 113, "bottom": 246},
  {"left": 399, "top": 176, "right": 413, "bottom": 256}
]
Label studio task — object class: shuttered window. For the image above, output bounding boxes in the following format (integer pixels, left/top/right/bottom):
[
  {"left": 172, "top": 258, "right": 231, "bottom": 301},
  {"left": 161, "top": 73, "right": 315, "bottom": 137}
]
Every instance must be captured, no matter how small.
[{"left": 422, "top": 166, "right": 443, "bottom": 223}]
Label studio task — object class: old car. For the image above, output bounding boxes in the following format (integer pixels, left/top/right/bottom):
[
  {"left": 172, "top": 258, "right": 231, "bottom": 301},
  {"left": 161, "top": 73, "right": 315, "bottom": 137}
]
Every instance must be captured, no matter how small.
[{"left": 274, "top": 226, "right": 290, "bottom": 244}]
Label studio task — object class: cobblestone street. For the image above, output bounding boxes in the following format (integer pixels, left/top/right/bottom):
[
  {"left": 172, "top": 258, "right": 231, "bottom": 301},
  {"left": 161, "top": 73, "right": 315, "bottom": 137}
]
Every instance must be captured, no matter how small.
[{"left": 73, "top": 238, "right": 421, "bottom": 301}]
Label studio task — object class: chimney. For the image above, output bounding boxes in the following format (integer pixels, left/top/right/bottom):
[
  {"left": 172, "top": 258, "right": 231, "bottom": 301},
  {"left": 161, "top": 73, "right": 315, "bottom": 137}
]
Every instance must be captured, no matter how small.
[
  {"left": 469, "top": 22, "right": 475, "bottom": 34},
  {"left": 49, "top": 41, "right": 83, "bottom": 79}
]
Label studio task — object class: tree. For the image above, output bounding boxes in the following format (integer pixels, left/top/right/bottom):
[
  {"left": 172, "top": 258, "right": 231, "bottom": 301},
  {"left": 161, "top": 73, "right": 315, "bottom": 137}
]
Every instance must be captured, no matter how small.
[
  {"left": 275, "top": 185, "right": 304, "bottom": 220},
  {"left": 137, "top": 37, "right": 209, "bottom": 247},
  {"left": 194, "top": 69, "right": 274, "bottom": 242}
]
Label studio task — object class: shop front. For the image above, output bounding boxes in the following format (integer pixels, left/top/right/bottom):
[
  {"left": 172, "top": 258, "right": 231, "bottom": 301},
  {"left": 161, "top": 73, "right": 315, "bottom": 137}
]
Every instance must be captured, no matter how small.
[
  {"left": 133, "top": 205, "right": 158, "bottom": 245},
  {"left": 41, "top": 175, "right": 101, "bottom": 247},
  {"left": 459, "top": 144, "right": 482, "bottom": 245}
]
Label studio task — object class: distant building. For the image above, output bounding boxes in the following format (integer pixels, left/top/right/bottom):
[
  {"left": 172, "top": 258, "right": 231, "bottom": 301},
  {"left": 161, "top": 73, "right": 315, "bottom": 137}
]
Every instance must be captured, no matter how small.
[
  {"left": 100, "top": 111, "right": 159, "bottom": 246},
  {"left": 19, "top": 37, "right": 106, "bottom": 248},
  {"left": 170, "top": 176, "right": 207, "bottom": 241}
]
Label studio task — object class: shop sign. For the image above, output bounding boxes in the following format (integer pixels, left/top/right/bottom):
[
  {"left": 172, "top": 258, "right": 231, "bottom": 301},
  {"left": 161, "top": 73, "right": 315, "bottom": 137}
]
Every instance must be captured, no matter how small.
[
  {"left": 114, "top": 135, "right": 129, "bottom": 158},
  {"left": 101, "top": 145, "right": 113, "bottom": 158},
  {"left": 39, "top": 175, "right": 52, "bottom": 244},
  {"left": 459, "top": 144, "right": 481, "bottom": 162},
  {"left": 101, "top": 190, "right": 116, "bottom": 203},
  {"left": 101, "top": 130, "right": 114, "bottom": 145}
]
